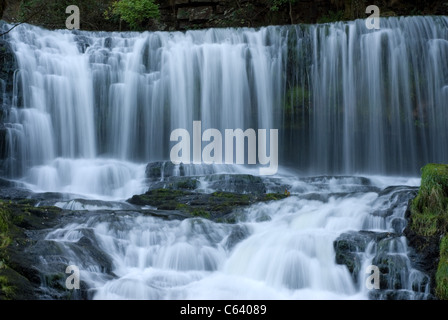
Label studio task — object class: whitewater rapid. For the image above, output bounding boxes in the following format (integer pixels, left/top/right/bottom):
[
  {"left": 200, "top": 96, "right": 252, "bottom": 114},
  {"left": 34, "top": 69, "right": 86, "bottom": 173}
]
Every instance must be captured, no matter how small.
[{"left": 38, "top": 174, "right": 428, "bottom": 300}]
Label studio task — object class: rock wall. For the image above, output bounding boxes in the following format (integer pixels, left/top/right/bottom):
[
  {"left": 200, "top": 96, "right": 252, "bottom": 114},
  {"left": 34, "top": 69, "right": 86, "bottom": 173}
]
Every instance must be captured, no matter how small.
[
  {"left": 155, "top": 0, "right": 448, "bottom": 31},
  {"left": 156, "top": 0, "right": 333, "bottom": 30}
]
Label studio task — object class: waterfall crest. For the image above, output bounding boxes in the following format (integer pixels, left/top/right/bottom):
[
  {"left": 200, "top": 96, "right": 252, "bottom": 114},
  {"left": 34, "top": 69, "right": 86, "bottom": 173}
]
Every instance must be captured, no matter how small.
[{"left": 1, "top": 16, "right": 448, "bottom": 195}]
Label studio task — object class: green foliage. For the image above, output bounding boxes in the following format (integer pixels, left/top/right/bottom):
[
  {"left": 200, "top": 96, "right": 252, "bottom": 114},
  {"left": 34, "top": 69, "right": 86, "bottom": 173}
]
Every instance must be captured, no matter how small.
[
  {"left": 190, "top": 209, "right": 211, "bottom": 219},
  {"left": 268, "top": 0, "right": 297, "bottom": 12},
  {"left": 0, "top": 204, "right": 11, "bottom": 249},
  {"left": 317, "top": 10, "right": 345, "bottom": 23},
  {"left": 411, "top": 164, "right": 448, "bottom": 236},
  {"left": 410, "top": 164, "right": 448, "bottom": 299},
  {"left": 436, "top": 235, "right": 448, "bottom": 299},
  {"left": 0, "top": 275, "right": 15, "bottom": 299},
  {"left": 18, "top": 0, "right": 117, "bottom": 31},
  {"left": 263, "top": 193, "right": 288, "bottom": 201},
  {"left": 105, "top": 0, "right": 160, "bottom": 30}
]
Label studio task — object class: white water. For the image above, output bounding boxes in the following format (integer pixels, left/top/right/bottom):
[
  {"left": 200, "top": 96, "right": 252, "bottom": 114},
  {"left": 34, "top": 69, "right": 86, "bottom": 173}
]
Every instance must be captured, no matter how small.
[{"left": 42, "top": 176, "right": 428, "bottom": 300}]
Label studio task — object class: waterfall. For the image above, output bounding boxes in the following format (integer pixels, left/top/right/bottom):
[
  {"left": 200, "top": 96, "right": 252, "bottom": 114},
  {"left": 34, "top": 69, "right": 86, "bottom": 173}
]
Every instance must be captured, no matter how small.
[
  {"left": 39, "top": 176, "right": 429, "bottom": 299},
  {"left": 1, "top": 16, "right": 448, "bottom": 196},
  {"left": 0, "top": 16, "right": 444, "bottom": 301}
]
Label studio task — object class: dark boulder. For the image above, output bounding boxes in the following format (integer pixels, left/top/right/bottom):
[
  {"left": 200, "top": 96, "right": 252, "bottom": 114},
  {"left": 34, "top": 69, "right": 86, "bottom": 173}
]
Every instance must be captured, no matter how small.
[
  {"left": 146, "top": 161, "right": 185, "bottom": 180},
  {"left": 225, "top": 225, "right": 250, "bottom": 250},
  {"left": 334, "top": 230, "right": 396, "bottom": 283}
]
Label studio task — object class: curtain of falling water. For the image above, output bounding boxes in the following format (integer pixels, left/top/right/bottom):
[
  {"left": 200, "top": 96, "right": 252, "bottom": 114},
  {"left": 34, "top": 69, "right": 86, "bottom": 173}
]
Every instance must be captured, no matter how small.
[{"left": 1, "top": 16, "right": 448, "bottom": 196}]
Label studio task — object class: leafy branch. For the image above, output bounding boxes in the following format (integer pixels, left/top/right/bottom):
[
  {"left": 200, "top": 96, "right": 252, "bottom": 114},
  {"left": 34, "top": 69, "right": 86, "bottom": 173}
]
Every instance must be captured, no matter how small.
[{"left": 0, "top": 3, "right": 46, "bottom": 37}]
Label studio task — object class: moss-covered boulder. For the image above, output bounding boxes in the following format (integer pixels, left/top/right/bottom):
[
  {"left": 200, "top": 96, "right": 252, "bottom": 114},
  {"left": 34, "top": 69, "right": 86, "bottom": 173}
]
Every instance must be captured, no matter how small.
[
  {"left": 410, "top": 164, "right": 448, "bottom": 237},
  {"left": 0, "top": 200, "right": 62, "bottom": 299},
  {"left": 128, "top": 188, "right": 288, "bottom": 221},
  {"left": 436, "top": 235, "right": 448, "bottom": 299},
  {"left": 405, "top": 163, "right": 448, "bottom": 300}
]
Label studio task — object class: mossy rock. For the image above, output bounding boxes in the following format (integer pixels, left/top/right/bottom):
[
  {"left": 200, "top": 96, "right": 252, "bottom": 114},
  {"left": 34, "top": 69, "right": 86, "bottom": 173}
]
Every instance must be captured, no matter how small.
[
  {"left": 407, "top": 163, "right": 448, "bottom": 299},
  {"left": 410, "top": 163, "right": 448, "bottom": 237},
  {"left": 263, "top": 193, "right": 288, "bottom": 201},
  {"left": 128, "top": 188, "right": 289, "bottom": 221},
  {"left": 436, "top": 235, "right": 448, "bottom": 299},
  {"left": 0, "top": 199, "right": 62, "bottom": 300}
]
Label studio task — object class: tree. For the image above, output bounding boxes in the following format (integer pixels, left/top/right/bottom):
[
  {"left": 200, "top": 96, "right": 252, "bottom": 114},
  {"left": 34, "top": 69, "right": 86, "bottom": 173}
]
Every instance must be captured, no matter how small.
[
  {"left": 106, "top": 0, "right": 160, "bottom": 31},
  {"left": 268, "top": 0, "right": 297, "bottom": 24}
]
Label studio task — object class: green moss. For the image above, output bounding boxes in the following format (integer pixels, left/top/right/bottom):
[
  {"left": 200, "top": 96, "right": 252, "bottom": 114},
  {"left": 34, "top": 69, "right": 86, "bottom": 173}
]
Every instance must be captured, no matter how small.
[
  {"left": 190, "top": 209, "right": 211, "bottom": 219},
  {"left": 129, "top": 187, "right": 288, "bottom": 221},
  {"left": 410, "top": 163, "right": 448, "bottom": 236},
  {"left": 175, "top": 203, "right": 188, "bottom": 211},
  {"left": 0, "top": 203, "right": 12, "bottom": 250},
  {"left": 409, "top": 164, "right": 448, "bottom": 299},
  {"left": 263, "top": 193, "right": 288, "bottom": 201},
  {"left": 285, "top": 85, "right": 310, "bottom": 113},
  {"left": 436, "top": 235, "right": 448, "bottom": 299},
  {"left": 175, "top": 179, "right": 199, "bottom": 190},
  {"left": 128, "top": 189, "right": 192, "bottom": 207},
  {"left": 0, "top": 274, "right": 15, "bottom": 299},
  {"left": 211, "top": 191, "right": 236, "bottom": 199},
  {"left": 0, "top": 200, "right": 62, "bottom": 300}
]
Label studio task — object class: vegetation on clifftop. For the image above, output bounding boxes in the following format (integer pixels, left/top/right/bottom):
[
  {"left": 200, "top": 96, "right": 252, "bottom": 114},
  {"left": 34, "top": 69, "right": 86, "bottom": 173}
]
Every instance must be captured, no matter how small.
[{"left": 105, "top": 0, "right": 159, "bottom": 30}]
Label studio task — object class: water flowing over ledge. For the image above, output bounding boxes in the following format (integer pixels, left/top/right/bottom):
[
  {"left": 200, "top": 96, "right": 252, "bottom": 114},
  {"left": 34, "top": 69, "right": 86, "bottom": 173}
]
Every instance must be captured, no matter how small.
[{"left": 0, "top": 16, "right": 447, "bottom": 198}]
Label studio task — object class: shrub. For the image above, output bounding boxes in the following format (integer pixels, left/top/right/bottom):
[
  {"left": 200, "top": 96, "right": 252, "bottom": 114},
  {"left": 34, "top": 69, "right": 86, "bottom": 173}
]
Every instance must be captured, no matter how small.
[{"left": 105, "top": 0, "right": 159, "bottom": 30}]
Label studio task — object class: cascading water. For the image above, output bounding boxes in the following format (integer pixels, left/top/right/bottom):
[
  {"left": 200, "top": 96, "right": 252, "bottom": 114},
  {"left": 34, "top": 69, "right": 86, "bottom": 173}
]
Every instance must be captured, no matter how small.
[
  {"left": 2, "top": 16, "right": 448, "bottom": 190},
  {"left": 37, "top": 175, "right": 428, "bottom": 300},
  {"left": 0, "top": 16, "right": 447, "bottom": 300}
]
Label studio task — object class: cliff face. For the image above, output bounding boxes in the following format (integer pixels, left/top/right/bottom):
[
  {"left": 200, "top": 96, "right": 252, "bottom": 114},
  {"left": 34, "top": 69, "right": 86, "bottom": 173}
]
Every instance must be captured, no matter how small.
[{"left": 155, "top": 0, "right": 448, "bottom": 31}]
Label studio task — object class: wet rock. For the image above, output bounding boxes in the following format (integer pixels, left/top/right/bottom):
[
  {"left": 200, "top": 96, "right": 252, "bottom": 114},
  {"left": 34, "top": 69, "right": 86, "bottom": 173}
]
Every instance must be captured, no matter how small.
[
  {"left": 225, "top": 225, "right": 250, "bottom": 250},
  {"left": 74, "top": 35, "right": 91, "bottom": 53},
  {"left": 334, "top": 231, "right": 395, "bottom": 282},
  {"left": 300, "top": 176, "right": 381, "bottom": 193},
  {"left": 368, "top": 289, "right": 434, "bottom": 300},
  {"left": 177, "top": 6, "right": 213, "bottom": 22},
  {"left": 128, "top": 188, "right": 286, "bottom": 221},
  {"left": 0, "top": 200, "right": 67, "bottom": 299},
  {"left": 205, "top": 174, "right": 266, "bottom": 195},
  {"left": 146, "top": 161, "right": 185, "bottom": 180}
]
